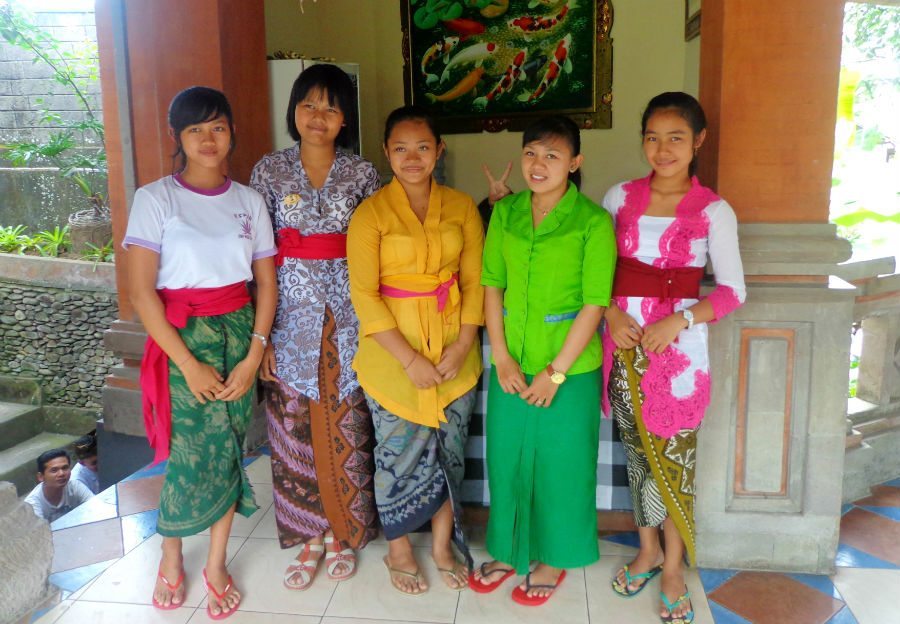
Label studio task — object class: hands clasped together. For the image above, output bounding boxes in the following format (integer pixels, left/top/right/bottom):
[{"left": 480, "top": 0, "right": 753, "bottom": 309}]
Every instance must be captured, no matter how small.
[
  {"left": 605, "top": 304, "right": 688, "bottom": 355},
  {"left": 181, "top": 350, "right": 263, "bottom": 404}
]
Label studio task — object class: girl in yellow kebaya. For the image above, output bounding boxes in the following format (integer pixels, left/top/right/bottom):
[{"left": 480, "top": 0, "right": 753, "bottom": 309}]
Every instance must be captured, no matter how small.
[{"left": 347, "top": 105, "right": 484, "bottom": 595}]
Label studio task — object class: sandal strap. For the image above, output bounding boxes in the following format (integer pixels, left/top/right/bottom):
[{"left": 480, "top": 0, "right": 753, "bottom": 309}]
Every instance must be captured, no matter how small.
[
  {"left": 157, "top": 569, "right": 185, "bottom": 591},
  {"left": 523, "top": 570, "right": 565, "bottom": 591},
  {"left": 479, "top": 561, "right": 514, "bottom": 578},
  {"left": 661, "top": 589, "right": 692, "bottom": 611},
  {"left": 624, "top": 564, "right": 660, "bottom": 583},
  {"left": 203, "top": 570, "right": 234, "bottom": 601}
]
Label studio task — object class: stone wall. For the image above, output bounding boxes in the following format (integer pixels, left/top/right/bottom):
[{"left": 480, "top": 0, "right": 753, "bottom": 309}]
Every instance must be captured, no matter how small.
[
  {"left": 0, "top": 9, "right": 105, "bottom": 231},
  {"left": 0, "top": 255, "right": 118, "bottom": 409}
]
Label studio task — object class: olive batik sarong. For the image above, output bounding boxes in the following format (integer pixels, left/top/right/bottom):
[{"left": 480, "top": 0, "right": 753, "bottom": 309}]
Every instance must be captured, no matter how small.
[
  {"left": 608, "top": 346, "right": 698, "bottom": 565},
  {"left": 263, "top": 306, "right": 378, "bottom": 550},
  {"left": 157, "top": 305, "right": 258, "bottom": 537},
  {"left": 485, "top": 369, "right": 601, "bottom": 574}
]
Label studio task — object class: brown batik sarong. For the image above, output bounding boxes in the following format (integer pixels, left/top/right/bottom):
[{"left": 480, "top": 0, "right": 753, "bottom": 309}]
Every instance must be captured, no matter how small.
[
  {"left": 263, "top": 306, "right": 378, "bottom": 550},
  {"left": 608, "top": 346, "right": 698, "bottom": 565}
]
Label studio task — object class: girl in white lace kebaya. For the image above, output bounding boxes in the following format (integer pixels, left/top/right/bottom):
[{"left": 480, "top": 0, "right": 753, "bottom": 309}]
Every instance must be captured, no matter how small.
[{"left": 602, "top": 92, "right": 745, "bottom": 624}]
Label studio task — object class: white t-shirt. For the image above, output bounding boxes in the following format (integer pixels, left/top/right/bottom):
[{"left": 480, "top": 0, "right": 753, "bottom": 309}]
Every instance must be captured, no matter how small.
[
  {"left": 24, "top": 479, "right": 94, "bottom": 524},
  {"left": 71, "top": 461, "right": 99, "bottom": 494},
  {"left": 122, "top": 175, "right": 277, "bottom": 289}
]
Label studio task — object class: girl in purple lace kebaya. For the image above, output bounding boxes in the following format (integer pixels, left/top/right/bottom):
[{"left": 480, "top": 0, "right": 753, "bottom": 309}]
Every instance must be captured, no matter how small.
[{"left": 602, "top": 92, "right": 745, "bottom": 624}]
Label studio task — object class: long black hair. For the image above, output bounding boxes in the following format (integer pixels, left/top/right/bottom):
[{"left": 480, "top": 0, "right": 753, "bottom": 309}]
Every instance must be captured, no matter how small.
[
  {"left": 641, "top": 91, "right": 707, "bottom": 176},
  {"left": 286, "top": 63, "right": 359, "bottom": 151},
  {"left": 522, "top": 115, "right": 582, "bottom": 189},
  {"left": 167, "top": 86, "right": 235, "bottom": 173}
]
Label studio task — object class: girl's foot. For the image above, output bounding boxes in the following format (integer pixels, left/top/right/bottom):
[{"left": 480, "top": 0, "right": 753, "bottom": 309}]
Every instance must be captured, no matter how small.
[
  {"left": 284, "top": 540, "right": 325, "bottom": 590},
  {"left": 614, "top": 548, "right": 664, "bottom": 594},
  {"left": 384, "top": 550, "right": 428, "bottom": 595},
  {"left": 431, "top": 546, "right": 467, "bottom": 590},
  {"left": 660, "top": 570, "right": 693, "bottom": 622},
  {"left": 517, "top": 563, "right": 563, "bottom": 600},
  {"left": 203, "top": 566, "right": 241, "bottom": 618},
  {"left": 470, "top": 560, "right": 515, "bottom": 591},
  {"left": 152, "top": 548, "right": 185, "bottom": 608},
  {"left": 323, "top": 534, "right": 356, "bottom": 581}
]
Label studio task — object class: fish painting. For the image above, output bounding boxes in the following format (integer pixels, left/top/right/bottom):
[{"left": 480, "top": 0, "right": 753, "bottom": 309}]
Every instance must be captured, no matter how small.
[
  {"left": 426, "top": 66, "right": 485, "bottom": 102},
  {"left": 519, "top": 34, "right": 572, "bottom": 102},
  {"left": 440, "top": 42, "right": 498, "bottom": 83},
  {"left": 443, "top": 17, "right": 485, "bottom": 40},
  {"left": 473, "top": 49, "right": 527, "bottom": 108},
  {"left": 421, "top": 36, "right": 460, "bottom": 86},
  {"left": 509, "top": 0, "right": 573, "bottom": 34}
]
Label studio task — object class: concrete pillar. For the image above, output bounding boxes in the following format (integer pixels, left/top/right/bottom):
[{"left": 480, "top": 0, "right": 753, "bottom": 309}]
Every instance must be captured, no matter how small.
[
  {"left": 95, "top": 0, "right": 272, "bottom": 479},
  {"left": 695, "top": 0, "right": 854, "bottom": 573}
]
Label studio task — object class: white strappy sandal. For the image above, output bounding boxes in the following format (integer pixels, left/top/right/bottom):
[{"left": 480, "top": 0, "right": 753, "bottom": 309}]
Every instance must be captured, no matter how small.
[
  {"left": 283, "top": 542, "right": 324, "bottom": 590},
  {"left": 323, "top": 535, "right": 357, "bottom": 581}
]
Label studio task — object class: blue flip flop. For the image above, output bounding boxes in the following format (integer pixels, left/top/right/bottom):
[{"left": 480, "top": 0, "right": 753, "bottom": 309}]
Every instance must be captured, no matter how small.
[
  {"left": 660, "top": 587, "right": 694, "bottom": 624},
  {"left": 611, "top": 564, "right": 663, "bottom": 597}
]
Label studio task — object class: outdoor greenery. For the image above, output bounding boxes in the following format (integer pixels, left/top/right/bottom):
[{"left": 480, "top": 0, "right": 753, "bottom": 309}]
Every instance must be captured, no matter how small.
[
  {"left": 832, "top": 3, "right": 900, "bottom": 259},
  {"left": 0, "top": 224, "right": 70, "bottom": 257},
  {"left": 0, "top": 3, "right": 108, "bottom": 225}
]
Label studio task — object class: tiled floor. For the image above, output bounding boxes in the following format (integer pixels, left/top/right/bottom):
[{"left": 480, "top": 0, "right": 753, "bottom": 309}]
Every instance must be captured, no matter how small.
[{"left": 28, "top": 460, "right": 900, "bottom": 624}]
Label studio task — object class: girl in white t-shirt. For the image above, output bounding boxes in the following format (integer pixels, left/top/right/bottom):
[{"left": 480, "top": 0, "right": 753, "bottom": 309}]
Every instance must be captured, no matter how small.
[{"left": 124, "top": 86, "right": 277, "bottom": 620}]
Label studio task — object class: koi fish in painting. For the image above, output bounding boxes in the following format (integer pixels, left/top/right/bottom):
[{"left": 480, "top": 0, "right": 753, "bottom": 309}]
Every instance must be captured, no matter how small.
[
  {"left": 473, "top": 49, "right": 527, "bottom": 108},
  {"left": 426, "top": 66, "right": 485, "bottom": 102},
  {"left": 443, "top": 17, "right": 485, "bottom": 40},
  {"left": 440, "top": 42, "right": 498, "bottom": 83},
  {"left": 421, "top": 36, "right": 460, "bottom": 86},
  {"left": 519, "top": 34, "right": 572, "bottom": 102},
  {"left": 521, "top": 53, "right": 547, "bottom": 81},
  {"left": 509, "top": 0, "right": 573, "bottom": 34}
]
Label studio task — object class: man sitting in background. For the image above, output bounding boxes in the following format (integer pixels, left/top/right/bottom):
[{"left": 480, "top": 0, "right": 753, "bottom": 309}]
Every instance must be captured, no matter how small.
[
  {"left": 71, "top": 433, "right": 99, "bottom": 494},
  {"left": 24, "top": 449, "right": 94, "bottom": 523}
]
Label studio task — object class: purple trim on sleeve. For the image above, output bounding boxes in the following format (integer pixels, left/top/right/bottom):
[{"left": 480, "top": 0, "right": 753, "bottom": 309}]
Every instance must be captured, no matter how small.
[
  {"left": 252, "top": 247, "right": 278, "bottom": 261},
  {"left": 705, "top": 285, "right": 744, "bottom": 321},
  {"left": 173, "top": 173, "right": 232, "bottom": 196},
  {"left": 122, "top": 236, "right": 161, "bottom": 253}
]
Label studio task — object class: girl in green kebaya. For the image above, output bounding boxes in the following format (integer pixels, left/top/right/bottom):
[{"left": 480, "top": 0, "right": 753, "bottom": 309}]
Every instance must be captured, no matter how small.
[{"left": 469, "top": 116, "right": 616, "bottom": 606}]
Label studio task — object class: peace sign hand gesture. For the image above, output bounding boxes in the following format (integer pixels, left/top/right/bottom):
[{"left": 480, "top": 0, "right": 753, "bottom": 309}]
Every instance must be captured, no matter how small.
[{"left": 482, "top": 161, "right": 513, "bottom": 206}]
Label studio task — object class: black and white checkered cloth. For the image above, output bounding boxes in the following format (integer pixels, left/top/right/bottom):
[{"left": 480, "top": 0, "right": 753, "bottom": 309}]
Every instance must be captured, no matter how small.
[{"left": 462, "top": 332, "right": 633, "bottom": 510}]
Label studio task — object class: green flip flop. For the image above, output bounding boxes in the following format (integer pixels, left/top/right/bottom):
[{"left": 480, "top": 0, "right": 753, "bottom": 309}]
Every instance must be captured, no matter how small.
[{"left": 611, "top": 564, "right": 663, "bottom": 597}]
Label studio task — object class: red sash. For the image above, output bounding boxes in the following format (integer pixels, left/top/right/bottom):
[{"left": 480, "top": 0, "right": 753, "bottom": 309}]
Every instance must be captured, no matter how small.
[
  {"left": 275, "top": 227, "right": 347, "bottom": 266},
  {"left": 612, "top": 256, "right": 704, "bottom": 300},
  {"left": 140, "top": 282, "right": 251, "bottom": 464}
]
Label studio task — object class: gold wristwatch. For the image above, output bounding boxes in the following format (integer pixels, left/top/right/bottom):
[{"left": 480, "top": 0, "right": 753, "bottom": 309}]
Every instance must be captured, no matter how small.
[{"left": 546, "top": 364, "right": 566, "bottom": 385}]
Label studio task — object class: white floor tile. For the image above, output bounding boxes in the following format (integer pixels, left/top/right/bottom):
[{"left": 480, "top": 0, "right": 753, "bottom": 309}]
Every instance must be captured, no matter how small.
[
  {"left": 584, "top": 555, "right": 712, "bottom": 624},
  {"left": 325, "top": 543, "right": 460, "bottom": 623},
  {"left": 598, "top": 537, "right": 639, "bottom": 557},
  {"left": 53, "top": 601, "right": 195, "bottom": 624},
  {"left": 188, "top": 609, "right": 319, "bottom": 623},
  {"left": 32, "top": 599, "right": 74, "bottom": 624},
  {"left": 200, "top": 485, "right": 273, "bottom": 538},
  {"left": 223, "top": 537, "right": 336, "bottom": 616},
  {"left": 247, "top": 504, "right": 276, "bottom": 540},
  {"left": 80, "top": 533, "right": 245, "bottom": 607},
  {"left": 832, "top": 567, "right": 900, "bottom": 624},
  {"left": 244, "top": 456, "right": 272, "bottom": 485},
  {"left": 456, "top": 556, "right": 588, "bottom": 624},
  {"left": 322, "top": 619, "right": 438, "bottom": 624}
]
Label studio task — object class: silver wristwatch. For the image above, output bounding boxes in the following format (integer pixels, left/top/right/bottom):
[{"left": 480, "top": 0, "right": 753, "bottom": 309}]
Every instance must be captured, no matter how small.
[{"left": 682, "top": 309, "right": 694, "bottom": 330}]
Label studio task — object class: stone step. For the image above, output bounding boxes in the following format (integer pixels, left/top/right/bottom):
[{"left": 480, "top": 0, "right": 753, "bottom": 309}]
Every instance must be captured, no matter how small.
[
  {"left": 0, "top": 432, "right": 79, "bottom": 498},
  {"left": 0, "top": 401, "right": 44, "bottom": 451}
]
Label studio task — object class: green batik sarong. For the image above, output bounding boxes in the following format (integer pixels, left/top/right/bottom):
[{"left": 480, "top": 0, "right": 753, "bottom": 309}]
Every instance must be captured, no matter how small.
[
  {"left": 156, "top": 304, "right": 258, "bottom": 537},
  {"left": 485, "top": 369, "right": 601, "bottom": 574}
]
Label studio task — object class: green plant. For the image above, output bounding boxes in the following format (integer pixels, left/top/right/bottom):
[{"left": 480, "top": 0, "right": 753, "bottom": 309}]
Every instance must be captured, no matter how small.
[
  {"left": 0, "top": 4, "right": 108, "bottom": 225},
  {"left": 33, "top": 225, "right": 71, "bottom": 257},
  {"left": 79, "top": 238, "right": 115, "bottom": 267},
  {"left": 0, "top": 225, "right": 31, "bottom": 254}
]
